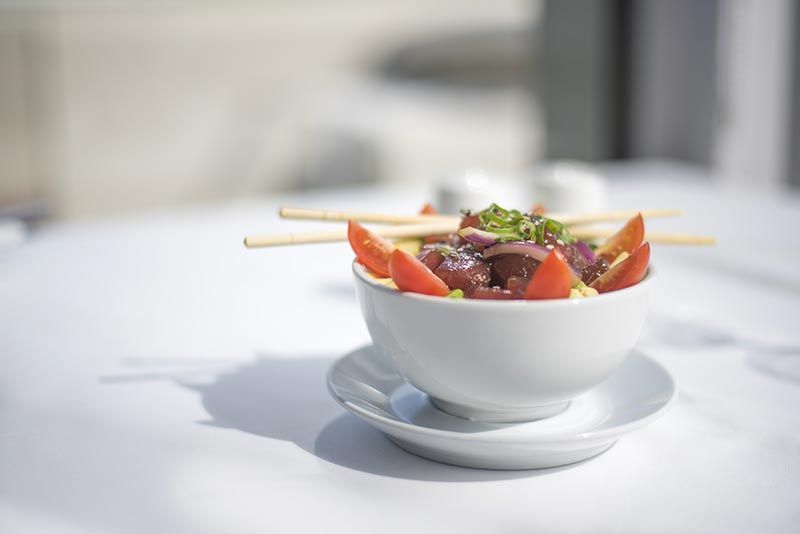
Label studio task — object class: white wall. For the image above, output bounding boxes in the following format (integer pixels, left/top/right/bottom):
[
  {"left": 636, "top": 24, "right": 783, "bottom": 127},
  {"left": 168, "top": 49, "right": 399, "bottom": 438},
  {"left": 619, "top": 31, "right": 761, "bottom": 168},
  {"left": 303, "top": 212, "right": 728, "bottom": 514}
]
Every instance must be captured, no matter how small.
[{"left": 0, "top": 1, "right": 537, "bottom": 218}]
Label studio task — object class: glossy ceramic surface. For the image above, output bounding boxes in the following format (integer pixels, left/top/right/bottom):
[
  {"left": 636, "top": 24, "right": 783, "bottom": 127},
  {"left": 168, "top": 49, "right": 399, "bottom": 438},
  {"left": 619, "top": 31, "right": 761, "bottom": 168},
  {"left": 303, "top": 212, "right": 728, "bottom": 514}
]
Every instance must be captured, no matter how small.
[
  {"left": 353, "top": 262, "right": 652, "bottom": 422},
  {"left": 328, "top": 345, "right": 675, "bottom": 470}
]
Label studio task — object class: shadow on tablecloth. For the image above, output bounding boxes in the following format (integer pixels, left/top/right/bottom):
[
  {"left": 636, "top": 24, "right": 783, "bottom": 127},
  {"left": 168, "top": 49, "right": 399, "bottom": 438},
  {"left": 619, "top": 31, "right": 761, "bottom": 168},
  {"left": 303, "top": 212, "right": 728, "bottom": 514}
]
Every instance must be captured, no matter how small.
[
  {"left": 642, "top": 314, "right": 800, "bottom": 385},
  {"left": 180, "top": 353, "right": 592, "bottom": 481}
]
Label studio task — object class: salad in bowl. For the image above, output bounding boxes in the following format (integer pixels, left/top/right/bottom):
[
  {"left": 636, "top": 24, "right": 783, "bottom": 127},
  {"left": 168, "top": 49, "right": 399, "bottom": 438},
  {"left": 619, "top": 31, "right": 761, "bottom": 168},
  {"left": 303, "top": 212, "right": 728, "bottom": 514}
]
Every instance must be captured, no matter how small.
[
  {"left": 348, "top": 203, "right": 653, "bottom": 422},
  {"left": 348, "top": 203, "right": 650, "bottom": 300}
]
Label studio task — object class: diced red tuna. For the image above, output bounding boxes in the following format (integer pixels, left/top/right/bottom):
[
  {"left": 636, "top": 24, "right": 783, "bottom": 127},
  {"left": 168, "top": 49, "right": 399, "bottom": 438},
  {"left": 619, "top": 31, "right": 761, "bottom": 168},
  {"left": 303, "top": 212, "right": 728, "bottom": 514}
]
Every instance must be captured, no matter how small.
[
  {"left": 433, "top": 246, "right": 491, "bottom": 290},
  {"left": 489, "top": 255, "right": 540, "bottom": 288},
  {"left": 464, "top": 285, "right": 518, "bottom": 300},
  {"left": 416, "top": 248, "right": 446, "bottom": 271}
]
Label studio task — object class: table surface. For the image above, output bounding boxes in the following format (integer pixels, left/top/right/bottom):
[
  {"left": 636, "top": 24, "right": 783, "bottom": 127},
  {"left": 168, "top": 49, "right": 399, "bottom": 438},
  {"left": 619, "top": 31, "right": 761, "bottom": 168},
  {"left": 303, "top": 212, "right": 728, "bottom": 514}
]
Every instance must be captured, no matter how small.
[{"left": 2, "top": 161, "right": 799, "bottom": 534}]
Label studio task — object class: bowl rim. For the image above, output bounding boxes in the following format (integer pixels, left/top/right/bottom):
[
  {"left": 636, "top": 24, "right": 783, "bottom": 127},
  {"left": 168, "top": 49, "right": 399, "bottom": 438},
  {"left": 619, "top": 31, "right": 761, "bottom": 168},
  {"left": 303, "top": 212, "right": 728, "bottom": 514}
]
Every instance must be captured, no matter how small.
[{"left": 352, "top": 260, "right": 654, "bottom": 308}]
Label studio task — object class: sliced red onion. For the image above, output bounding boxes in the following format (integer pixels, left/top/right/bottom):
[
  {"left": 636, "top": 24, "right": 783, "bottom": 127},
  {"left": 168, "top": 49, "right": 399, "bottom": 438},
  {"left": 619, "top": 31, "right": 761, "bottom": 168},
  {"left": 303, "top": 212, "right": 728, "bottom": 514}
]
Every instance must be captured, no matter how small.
[
  {"left": 483, "top": 241, "right": 581, "bottom": 285},
  {"left": 482, "top": 241, "right": 550, "bottom": 262},
  {"left": 457, "top": 227, "right": 500, "bottom": 246},
  {"left": 574, "top": 241, "right": 596, "bottom": 264}
]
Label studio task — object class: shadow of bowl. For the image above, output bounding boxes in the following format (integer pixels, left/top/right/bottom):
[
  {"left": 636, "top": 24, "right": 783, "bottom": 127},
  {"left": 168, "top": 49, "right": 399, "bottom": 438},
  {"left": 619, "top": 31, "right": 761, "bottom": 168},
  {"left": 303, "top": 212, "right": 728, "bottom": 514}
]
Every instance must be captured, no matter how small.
[{"left": 181, "top": 351, "right": 587, "bottom": 481}]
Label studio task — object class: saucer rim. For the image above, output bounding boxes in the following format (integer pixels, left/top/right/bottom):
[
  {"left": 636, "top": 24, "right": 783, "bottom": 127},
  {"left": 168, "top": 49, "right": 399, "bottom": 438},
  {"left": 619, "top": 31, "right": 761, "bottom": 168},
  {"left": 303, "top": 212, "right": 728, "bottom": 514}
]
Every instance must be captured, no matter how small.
[{"left": 327, "top": 346, "right": 676, "bottom": 445}]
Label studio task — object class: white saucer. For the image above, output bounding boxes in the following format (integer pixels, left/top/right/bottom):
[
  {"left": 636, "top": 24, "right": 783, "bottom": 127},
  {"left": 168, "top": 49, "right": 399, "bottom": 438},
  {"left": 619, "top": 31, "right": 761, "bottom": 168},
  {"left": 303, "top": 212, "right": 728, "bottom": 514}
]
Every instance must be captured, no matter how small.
[{"left": 327, "top": 346, "right": 675, "bottom": 470}]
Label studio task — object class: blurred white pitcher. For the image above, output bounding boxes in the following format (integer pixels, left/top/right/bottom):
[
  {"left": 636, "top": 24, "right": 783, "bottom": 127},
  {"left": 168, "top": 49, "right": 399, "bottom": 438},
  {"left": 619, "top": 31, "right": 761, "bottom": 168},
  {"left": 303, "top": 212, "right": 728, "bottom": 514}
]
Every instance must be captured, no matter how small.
[
  {"left": 436, "top": 169, "right": 525, "bottom": 214},
  {"left": 529, "top": 160, "right": 608, "bottom": 213}
]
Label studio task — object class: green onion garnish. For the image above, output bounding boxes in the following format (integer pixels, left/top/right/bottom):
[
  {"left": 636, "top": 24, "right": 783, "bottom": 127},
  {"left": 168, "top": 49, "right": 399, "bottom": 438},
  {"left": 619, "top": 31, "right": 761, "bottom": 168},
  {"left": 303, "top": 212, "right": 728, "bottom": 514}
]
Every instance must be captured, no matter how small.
[{"left": 474, "top": 203, "right": 575, "bottom": 246}]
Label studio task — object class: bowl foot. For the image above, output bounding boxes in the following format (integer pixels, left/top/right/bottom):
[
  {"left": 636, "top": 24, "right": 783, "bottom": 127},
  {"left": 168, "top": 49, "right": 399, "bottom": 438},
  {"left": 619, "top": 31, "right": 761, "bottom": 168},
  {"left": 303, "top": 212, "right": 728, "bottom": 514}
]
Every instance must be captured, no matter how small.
[{"left": 429, "top": 397, "right": 570, "bottom": 423}]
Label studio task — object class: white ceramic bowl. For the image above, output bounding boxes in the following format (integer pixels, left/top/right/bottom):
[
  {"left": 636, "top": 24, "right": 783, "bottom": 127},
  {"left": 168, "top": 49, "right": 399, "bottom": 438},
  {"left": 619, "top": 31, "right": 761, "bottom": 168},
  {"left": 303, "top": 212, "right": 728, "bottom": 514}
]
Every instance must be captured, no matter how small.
[{"left": 353, "top": 262, "right": 653, "bottom": 423}]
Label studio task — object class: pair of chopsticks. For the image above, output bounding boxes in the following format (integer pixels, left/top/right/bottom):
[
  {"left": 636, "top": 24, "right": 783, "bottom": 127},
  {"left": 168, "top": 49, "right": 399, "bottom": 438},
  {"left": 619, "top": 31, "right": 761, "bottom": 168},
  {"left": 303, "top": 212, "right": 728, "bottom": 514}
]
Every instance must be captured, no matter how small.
[{"left": 243, "top": 207, "right": 716, "bottom": 248}]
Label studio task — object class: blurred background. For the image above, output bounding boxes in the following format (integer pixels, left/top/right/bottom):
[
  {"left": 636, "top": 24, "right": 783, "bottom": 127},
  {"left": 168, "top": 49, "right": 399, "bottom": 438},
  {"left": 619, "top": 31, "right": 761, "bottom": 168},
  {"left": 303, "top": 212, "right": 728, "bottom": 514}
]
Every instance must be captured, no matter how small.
[{"left": 0, "top": 0, "right": 797, "bottom": 222}]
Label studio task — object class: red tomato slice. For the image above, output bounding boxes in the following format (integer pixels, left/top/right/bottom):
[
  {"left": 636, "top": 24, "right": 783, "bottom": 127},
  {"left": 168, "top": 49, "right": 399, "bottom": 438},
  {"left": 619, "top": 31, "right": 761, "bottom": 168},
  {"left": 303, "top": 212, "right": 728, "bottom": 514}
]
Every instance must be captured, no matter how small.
[
  {"left": 594, "top": 213, "right": 645, "bottom": 262},
  {"left": 347, "top": 220, "right": 393, "bottom": 277},
  {"left": 388, "top": 249, "right": 450, "bottom": 297},
  {"left": 590, "top": 242, "right": 650, "bottom": 293},
  {"left": 525, "top": 251, "right": 573, "bottom": 300},
  {"left": 419, "top": 203, "right": 438, "bottom": 215}
]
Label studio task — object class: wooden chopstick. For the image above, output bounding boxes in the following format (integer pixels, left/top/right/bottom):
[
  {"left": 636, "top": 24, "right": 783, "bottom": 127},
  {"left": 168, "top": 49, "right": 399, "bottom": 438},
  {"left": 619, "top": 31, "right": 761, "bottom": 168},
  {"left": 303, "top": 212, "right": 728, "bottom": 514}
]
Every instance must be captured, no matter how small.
[
  {"left": 571, "top": 227, "right": 716, "bottom": 245},
  {"left": 244, "top": 222, "right": 714, "bottom": 248},
  {"left": 278, "top": 206, "right": 681, "bottom": 226},
  {"left": 554, "top": 208, "right": 681, "bottom": 225},
  {"left": 243, "top": 221, "right": 457, "bottom": 248},
  {"left": 278, "top": 207, "right": 457, "bottom": 225}
]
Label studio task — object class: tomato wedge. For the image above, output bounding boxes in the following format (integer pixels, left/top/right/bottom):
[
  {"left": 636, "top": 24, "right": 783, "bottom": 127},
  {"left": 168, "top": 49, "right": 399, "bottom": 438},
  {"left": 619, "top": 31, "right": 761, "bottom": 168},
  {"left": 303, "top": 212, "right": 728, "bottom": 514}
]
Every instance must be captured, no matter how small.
[
  {"left": 419, "top": 202, "right": 438, "bottom": 215},
  {"left": 525, "top": 251, "right": 573, "bottom": 300},
  {"left": 347, "top": 220, "right": 394, "bottom": 277},
  {"left": 590, "top": 242, "right": 650, "bottom": 293},
  {"left": 388, "top": 249, "right": 450, "bottom": 297},
  {"left": 594, "top": 213, "right": 645, "bottom": 262}
]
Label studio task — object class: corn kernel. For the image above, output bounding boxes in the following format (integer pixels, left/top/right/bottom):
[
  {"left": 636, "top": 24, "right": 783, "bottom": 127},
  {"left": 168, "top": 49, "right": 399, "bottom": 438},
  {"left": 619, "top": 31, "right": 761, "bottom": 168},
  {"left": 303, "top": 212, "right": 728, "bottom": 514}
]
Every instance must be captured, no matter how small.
[{"left": 581, "top": 286, "right": 599, "bottom": 297}]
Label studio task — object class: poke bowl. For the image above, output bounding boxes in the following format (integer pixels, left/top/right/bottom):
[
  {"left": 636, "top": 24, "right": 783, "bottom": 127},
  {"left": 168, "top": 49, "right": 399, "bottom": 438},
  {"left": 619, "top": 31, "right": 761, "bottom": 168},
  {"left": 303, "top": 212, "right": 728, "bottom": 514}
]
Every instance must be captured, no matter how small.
[{"left": 348, "top": 204, "right": 654, "bottom": 423}]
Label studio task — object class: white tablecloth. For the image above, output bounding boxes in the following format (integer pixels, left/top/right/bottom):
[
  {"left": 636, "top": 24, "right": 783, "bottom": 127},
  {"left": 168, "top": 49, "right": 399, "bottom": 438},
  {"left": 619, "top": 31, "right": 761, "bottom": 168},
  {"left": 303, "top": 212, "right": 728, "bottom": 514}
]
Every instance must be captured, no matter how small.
[{"left": 2, "top": 161, "right": 799, "bottom": 533}]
